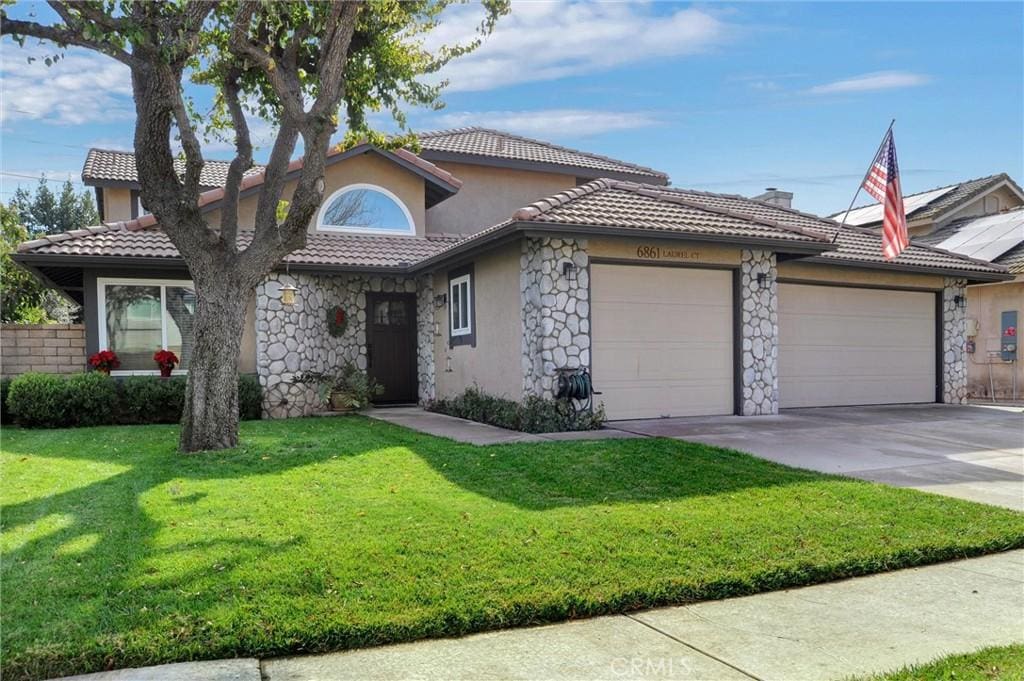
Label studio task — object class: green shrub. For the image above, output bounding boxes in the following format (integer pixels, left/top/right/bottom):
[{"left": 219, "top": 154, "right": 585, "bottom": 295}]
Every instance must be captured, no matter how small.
[
  {"left": 0, "top": 376, "right": 10, "bottom": 423},
  {"left": 238, "top": 374, "right": 262, "bottom": 421},
  {"left": 64, "top": 372, "right": 118, "bottom": 427},
  {"left": 427, "top": 386, "right": 605, "bottom": 433},
  {"left": 121, "top": 376, "right": 186, "bottom": 424},
  {"left": 7, "top": 373, "right": 69, "bottom": 427},
  {"left": 7, "top": 372, "right": 262, "bottom": 428}
]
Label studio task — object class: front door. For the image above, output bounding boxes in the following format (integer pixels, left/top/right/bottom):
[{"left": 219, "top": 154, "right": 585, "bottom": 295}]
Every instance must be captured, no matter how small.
[{"left": 366, "top": 293, "right": 418, "bottom": 403}]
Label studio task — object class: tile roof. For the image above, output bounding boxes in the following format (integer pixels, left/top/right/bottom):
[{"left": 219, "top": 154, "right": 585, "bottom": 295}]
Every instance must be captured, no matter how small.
[
  {"left": 80, "top": 144, "right": 461, "bottom": 195},
  {"left": 653, "top": 184, "right": 1007, "bottom": 276},
  {"left": 83, "top": 148, "right": 265, "bottom": 188},
  {"left": 512, "top": 180, "right": 829, "bottom": 244},
  {"left": 17, "top": 223, "right": 462, "bottom": 269},
  {"left": 417, "top": 127, "right": 669, "bottom": 182},
  {"left": 18, "top": 179, "right": 1009, "bottom": 280},
  {"left": 830, "top": 174, "right": 1024, "bottom": 225},
  {"left": 995, "top": 241, "right": 1024, "bottom": 274}
]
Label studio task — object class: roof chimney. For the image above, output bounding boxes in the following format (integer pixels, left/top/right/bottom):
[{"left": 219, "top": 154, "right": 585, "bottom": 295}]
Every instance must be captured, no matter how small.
[{"left": 753, "top": 187, "right": 793, "bottom": 209}]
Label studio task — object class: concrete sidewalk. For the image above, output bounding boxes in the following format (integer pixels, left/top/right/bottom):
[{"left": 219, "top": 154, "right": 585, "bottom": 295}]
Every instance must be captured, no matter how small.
[
  {"left": 60, "top": 550, "right": 1023, "bottom": 680},
  {"left": 366, "top": 406, "right": 638, "bottom": 445}
]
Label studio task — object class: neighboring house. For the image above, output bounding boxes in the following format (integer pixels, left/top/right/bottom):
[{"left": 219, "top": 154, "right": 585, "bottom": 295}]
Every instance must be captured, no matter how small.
[
  {"left": 832, "top": 175, "right": 1024, "bottom": 401},
  {"left": 13, "top": 128, "right": 1011, "bottom": 419}
]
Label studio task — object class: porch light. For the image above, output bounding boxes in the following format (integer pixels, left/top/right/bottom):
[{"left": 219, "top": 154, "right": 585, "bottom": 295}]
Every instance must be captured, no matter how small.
[
  {"left": 434, "top": 293, "right": 448, "bottom": 309},
  {"left": 279, "top": 283, "right": 298, "bottom": 306},
  {"left": 756, "top": 272, "right": 772, "bottom": 287},
  {"left": 562, "top": 261, "right": 577, "bottom": 280},
  {"left": 954, "top": 294, "right": 967, "bottom": 310}
]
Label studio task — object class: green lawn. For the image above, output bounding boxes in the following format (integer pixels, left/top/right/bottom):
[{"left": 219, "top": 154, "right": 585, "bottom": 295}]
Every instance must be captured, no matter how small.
[
  {"left": 855, "top": 644, "right": 1024, "bottom": 680},
  {"left": 2, "top": 417, "right": 1023, "bottom": 681}
]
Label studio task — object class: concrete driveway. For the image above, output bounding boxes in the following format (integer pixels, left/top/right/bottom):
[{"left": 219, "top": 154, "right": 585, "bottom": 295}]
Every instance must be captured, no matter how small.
[{"left": 613, "top": 404, "right": 1024, "bottom": 511}]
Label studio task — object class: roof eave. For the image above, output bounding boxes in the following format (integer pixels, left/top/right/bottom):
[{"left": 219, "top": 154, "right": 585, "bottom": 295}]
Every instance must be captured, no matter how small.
[
  {"left": 410, "top": 221, "right": 836, "bottom": 273},
  {"left": 797, "top": 254, "right": 1013, "bottom": 283},
  {"left": 417, "top": 149, "right": 670, "bottom": 185}
]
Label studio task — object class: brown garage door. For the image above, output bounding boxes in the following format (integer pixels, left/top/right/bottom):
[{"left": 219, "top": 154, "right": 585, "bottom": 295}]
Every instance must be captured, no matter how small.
[{"left": 778, "top": 283, "right": 936, "bottom": 408}]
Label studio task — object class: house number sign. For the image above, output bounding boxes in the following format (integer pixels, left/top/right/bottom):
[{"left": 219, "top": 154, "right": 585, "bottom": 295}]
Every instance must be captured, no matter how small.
[{"left": 636, "top": 245, "right": 701, "bottom": 261}]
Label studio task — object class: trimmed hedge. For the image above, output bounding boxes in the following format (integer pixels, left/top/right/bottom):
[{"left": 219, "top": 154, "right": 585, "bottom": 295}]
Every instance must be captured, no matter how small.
[
  {"left": 6, "top": 372, "right": 262, "bottom": 428},
  {"left": 427, "top": 386, "right": 605, "bottom": 433}
]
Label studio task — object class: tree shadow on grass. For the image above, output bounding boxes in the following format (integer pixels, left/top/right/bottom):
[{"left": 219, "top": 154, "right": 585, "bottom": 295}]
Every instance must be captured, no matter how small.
[{"left": 403, "top": 431, "right": 828, "bottom": 511}]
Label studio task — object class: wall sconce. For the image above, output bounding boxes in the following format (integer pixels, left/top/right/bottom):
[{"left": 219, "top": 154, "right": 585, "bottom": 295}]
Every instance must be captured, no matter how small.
[
  {"left": 562, "top": 261, "right": 577, "bottom": 280},
  {"left": 954, "top": 294, "right": 967, "bottom": 309},
  {"left": 434, "top": 293, "right": 448, "bottom": 309},
  {"left": 756, "top": 272, "right": 771, "bottom": 287},
  {"left": 279, "top": 283, "right": 298, "bottom": 306}
]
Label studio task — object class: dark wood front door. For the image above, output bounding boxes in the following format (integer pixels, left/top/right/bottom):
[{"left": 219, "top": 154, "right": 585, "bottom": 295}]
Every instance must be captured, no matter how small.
[{"left": 366, "top": 293, "right": 418, "bottom": 403}]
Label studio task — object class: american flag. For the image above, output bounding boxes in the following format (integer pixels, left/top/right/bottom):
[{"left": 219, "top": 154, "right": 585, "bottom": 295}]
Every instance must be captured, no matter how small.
[{"left": 863, "top": 129, "right": 909, "bottom": 260}]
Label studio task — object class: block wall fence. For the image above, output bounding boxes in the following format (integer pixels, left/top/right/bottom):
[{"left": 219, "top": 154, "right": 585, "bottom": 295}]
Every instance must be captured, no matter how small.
[{"left": 1, "top": 324, "right": 86, "bottom": 377}]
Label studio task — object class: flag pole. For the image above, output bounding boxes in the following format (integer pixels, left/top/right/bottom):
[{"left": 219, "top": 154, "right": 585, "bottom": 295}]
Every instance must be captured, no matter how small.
[{"left": 832, "top": 118, "right": 896, "bottom": 243}]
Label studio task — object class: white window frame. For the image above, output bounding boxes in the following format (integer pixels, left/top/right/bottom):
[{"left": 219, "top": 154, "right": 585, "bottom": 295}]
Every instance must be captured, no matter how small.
[
  {"left": 316, "top": 182, "right": 416, "bottom": 236},
  {"left": 96, "top": 277, "right": 195, "bottom": 376},
  {"left": 449, "top": 274, "right": 472, "bottom": 337}
]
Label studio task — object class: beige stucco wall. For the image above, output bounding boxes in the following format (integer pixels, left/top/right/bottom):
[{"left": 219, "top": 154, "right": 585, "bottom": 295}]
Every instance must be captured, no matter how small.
[
  {"left": 434, "top": 240, "right": 522, "bottom": 398},
  {"left": 778, "top": 261, "right": 944, "bottom": 290},
  {"left": 426, "top": 162, "right": 576, "bottom": 235},
  {"left": 587, "top": 236, "right": 742, "bottom": 267},
  {"left": 207, "top": 152, "right": 427, "bottom": 237},
  {"left": 239, "top": 294, "right": 257, "bottom": 374},
  {"left": 102, "top": 186, "right": 134, "bottom": 222},
  {"left": 941, "top": 185, "right": 1023, "bottom": 224},
  {"left": 966, "top": 278, "right": 1023, "bottom": 399}
]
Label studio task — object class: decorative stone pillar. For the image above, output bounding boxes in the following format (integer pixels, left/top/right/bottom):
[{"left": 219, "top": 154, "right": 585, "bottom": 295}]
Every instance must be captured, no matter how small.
[
  {"left": 942, "top": 277, "right": 968, "bottom": 404},
  {"left": 520, "top": 237, "right": 590, "bottom": 399},
  {"left": 739, "top": 249, "right": 779, "bottom": 415},
  {"left": 416, "top": 273, "right": 436, "bottom": 404}
]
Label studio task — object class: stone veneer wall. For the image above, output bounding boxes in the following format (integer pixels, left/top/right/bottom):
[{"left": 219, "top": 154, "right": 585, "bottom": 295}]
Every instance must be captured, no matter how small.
[
  {"left": 0, "top": 323, "right": 86, "bottom": 377},
  {"left": 256, "top": 272, "right": 427, "bottom": 418},
  {"left": 739, "top": 250, "right": 779, "bottom": 415},
  {"left": 415, "top": 273, "right": 436, "bottom": 403},
  {"left": 520, "top": 237, "right": 591, "bottom": 399},
  {"left": 942, "top": 277, "right": 968, "bottom": 405}
]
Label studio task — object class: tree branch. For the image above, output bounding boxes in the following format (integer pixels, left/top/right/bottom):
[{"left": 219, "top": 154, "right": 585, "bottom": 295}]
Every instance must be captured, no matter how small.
[
  {"left": 0, "top": 14, "right": 134, "bottom": 66},
  {"left": 219, "top": 71, "right": 253, "bottom": 253}
]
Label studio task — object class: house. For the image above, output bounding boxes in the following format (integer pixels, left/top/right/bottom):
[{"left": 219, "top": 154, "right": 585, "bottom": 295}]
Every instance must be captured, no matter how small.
[
  {"left": 832, "top": 175, "right": 1024, "bottom": 401},
  {"left": 13, "top": 129, "right": 1011, "bottom": 419}
]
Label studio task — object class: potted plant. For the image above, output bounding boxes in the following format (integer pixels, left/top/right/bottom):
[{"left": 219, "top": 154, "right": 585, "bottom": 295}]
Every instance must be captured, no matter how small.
[
  {"left": 153, "top": 349, "right": 179, "bottom": 377},
  {"left": 88, "top": 349, "right": 120, "bottom": 374},
  {"left": 295, "top": 363, "right": 384, "bottom": 412}
]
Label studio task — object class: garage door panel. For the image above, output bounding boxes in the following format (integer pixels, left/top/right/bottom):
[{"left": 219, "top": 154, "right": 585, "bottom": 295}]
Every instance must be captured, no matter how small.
[
  {"left": 592, "top": 264, "right": 733, "bottom": 420},
  {"left": 779, "top": 283, "right": 936, "bottom": 408}
]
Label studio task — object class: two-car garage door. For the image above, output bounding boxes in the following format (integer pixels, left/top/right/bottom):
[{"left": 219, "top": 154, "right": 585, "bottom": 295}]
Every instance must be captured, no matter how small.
[
  {"left": 778, "top": 283, "right": 936, "bottom": 408},
  {"left": 590, "top": 263, "right": 938, "bottom": 420}
]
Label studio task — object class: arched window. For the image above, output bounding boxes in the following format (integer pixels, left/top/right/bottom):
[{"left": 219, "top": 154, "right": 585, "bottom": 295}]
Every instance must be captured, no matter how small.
[{"left": 316, "top": 183, "right": 415, "bottom": 235}]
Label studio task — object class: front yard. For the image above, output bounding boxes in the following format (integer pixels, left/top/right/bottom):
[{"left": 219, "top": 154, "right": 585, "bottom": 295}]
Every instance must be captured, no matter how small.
[{"left": 3, "top": 417, "right": 1023, "bottom": 680}]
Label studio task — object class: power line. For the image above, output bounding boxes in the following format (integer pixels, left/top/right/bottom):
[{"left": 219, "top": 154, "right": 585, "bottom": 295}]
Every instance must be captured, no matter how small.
[{"left": 0, "top": 170, "right": 85, "bottom": 185}]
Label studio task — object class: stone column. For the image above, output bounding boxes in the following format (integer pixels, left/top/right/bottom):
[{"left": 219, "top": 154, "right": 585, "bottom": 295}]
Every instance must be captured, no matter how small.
[
  {"left": 739, "top": 249, "right": 779, "bottom": 415},
  {"left": 416, "top": 273, "right": 436, "bottom": 404},
  {"left": 942, "top": 277, "right": 968, "bottom": 404},
  {"left": 520, "top": 237, "right": 590, "bottom": 399}
]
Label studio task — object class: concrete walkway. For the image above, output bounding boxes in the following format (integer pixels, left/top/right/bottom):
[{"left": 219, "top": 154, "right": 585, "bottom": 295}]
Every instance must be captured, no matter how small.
[
  {"left": 366, "top": 406, "right": 638, "bottom": 445},
  {"left": 60, "top": 550, "right": 1023, "bottom": 680}
]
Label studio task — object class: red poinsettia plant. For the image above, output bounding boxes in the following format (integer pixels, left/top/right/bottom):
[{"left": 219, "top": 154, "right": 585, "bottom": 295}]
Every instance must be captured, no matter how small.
[
  {"left": 88, "top": 349, "right": 120, "bottom": 374},
  {"left": 153, "top": 349, "right": 179, "bottom": 377}
]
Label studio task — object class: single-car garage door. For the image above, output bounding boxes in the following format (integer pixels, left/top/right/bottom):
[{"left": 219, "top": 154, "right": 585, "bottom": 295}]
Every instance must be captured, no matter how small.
[
  {"left": 778, "top": 283, "right": 936, "bottom": 408},
  {"left": 591, "top": 264, "right": 733, "bottom": 420}
]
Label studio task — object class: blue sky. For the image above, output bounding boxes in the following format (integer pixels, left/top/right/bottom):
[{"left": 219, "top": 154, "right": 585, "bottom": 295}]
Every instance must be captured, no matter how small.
[{"left": 2, "top": 1, "right": 1022, "bottom": 215}]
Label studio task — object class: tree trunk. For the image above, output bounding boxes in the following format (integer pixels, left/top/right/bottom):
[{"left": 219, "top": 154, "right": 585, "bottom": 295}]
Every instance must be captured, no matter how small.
[{"left": 179, "top": 277, "right": 252, "bottom": 452}]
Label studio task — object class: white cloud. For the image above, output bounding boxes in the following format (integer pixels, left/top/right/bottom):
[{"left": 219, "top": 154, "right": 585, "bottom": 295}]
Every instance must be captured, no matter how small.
[
  {"left": 433, "top": 109, "right": 662, "bottom": 137},
  {"left": 808, "top": 71, "right": 931, "bottom": 95},
  {"left": 0, "top": 44, "right": 133, "bottom": 125},
  {"left": 426, "top": 2, "right": 731, "bottom": 92}
]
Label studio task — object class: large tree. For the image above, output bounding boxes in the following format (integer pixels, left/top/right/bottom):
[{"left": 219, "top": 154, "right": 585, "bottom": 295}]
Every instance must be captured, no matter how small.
[
  {"left": 11, "top": 178, "right": 99, "bottom": 237},
  {"left": 1, "top": 0, "right": 506, "bottom": 452}
]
